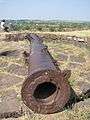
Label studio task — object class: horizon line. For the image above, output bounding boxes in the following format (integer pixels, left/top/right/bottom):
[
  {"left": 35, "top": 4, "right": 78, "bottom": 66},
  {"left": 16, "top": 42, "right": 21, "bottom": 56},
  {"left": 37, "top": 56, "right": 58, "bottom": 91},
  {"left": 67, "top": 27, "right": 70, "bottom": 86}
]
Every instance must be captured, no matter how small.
[{"left": 0, "top": 19, "right": 90, "bottom": 22}]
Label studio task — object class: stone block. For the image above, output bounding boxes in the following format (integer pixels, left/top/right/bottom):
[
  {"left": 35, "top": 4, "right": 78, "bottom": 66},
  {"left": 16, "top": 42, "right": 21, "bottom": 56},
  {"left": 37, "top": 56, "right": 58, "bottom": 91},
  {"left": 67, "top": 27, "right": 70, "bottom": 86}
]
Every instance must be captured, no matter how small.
[
  {"left": 0, "top": 73, "right": 24, "bottom": 90},
  {"left": 70, "top": 55, "right": 86, "bottom": 63},
  {"left": 7, "top": 64, "right": 28, "bottom": 76},
  {"left": 0, "top": 90, "right": 23, "bottom": 118},
  {"left": 59, "top": 53, "right": 68, "bottom": 61}
]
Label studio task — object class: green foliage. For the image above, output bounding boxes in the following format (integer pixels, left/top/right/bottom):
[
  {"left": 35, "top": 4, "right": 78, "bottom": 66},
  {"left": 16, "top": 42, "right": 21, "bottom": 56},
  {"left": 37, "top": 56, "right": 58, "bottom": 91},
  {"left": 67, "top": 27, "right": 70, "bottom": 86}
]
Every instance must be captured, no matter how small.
[
  {"left": 49, "top": 26, "right": 56, "bottom": 32},
  {"left": 36, "top": 26, "right": 43, "bottom": 31},
  {"left": 8, "top": 20, "right": 90, "bottom": 32},
  {"left": 58, "top": 24, "right": 64, "bottom": 31}
]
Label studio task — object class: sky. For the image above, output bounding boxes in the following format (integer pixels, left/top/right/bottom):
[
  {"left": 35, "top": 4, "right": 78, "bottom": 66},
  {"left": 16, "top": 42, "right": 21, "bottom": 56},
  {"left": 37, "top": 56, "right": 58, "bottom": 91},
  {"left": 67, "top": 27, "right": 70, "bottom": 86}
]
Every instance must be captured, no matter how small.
[{"left": 0, "top": 0, "right": 90, "bottom": 21}]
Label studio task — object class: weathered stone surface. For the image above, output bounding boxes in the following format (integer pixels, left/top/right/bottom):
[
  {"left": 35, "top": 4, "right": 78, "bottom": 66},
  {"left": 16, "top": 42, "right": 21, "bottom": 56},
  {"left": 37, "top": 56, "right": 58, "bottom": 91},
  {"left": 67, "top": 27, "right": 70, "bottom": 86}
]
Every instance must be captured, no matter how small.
[
  {"left": 80, "top": 72, "right": 90, "bottom": 82},
  {"left": 0, "top": 61, "right": 8, "bottom": 68},
  {"left": 73, "top": 98, "right": 90, "bottom": 109},
  {"left": 68, "top": 62, "right": 82, "bottom": 69},
  {"left": 0, "top": 73, "right": 24, "bottom": 90},
  {"left": 75, "top": 81, "right": 90, "bottom": 93},
  {"left": 59, "top": 53, "right": 68, "bottom": 61},
  {"left": 70, "top": 55, "right": 86, "bottom": 63},
  {"left": 81, "top": 83, "right": 90, "bottom": 93},
  {"left": 4, "top": 33, "right": 25, "bottom": 42},
  {"left": 0, "top": 90, "right": 23, "bottom": 119},
  {"left": 0, "top": 32, "right": 89, "bottom": 47},
  {"left": 7, "top": 64, "right": 28, "bottom": 76}
]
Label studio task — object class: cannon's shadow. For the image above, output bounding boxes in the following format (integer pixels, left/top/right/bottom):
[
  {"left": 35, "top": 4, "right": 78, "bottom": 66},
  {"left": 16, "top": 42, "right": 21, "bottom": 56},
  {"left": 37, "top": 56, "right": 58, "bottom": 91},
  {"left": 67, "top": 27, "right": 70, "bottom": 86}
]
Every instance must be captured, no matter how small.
[
  {"left": 0, "top": 50, "right": 19, "bottom": 57},
  {"left": 63, "top": 88, "right": 90, "bottom": 112}
]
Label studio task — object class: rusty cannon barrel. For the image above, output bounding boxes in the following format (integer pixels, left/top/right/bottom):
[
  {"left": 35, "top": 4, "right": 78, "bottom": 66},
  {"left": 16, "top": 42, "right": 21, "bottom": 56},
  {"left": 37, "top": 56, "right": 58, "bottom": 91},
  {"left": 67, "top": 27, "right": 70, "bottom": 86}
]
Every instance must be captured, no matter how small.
[{"left": 21, "top": 34, "right": 71, "bottom": 114}]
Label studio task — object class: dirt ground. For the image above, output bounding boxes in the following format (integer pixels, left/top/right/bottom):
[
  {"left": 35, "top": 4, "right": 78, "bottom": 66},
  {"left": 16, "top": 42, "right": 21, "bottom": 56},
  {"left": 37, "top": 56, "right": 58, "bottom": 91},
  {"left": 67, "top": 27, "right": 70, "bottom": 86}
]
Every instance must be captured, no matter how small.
[{"left": 0, "top": 32, "right": 90, "bottom": 120}]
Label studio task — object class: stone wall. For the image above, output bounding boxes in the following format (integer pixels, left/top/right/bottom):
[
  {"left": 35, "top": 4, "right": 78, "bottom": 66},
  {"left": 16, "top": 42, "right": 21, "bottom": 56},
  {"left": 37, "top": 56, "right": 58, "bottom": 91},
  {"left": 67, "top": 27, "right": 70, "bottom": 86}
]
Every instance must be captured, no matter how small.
[
  {"left": 0, "top": 32, "right": 90, "bottom": 48},
  {"left": 40, "top": 34, "right": 90, "bottom": 48}
]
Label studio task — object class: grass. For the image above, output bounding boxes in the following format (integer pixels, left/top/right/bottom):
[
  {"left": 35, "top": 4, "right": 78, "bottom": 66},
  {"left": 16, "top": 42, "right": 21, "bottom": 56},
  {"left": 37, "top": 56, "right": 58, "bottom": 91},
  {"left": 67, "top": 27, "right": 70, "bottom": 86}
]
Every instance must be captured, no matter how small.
[
  {"left": 55, "top": 30, "right": 90, "bottom": 37},
  {"left": 35, "top": 29, "right": 90, "bottom": 37}
]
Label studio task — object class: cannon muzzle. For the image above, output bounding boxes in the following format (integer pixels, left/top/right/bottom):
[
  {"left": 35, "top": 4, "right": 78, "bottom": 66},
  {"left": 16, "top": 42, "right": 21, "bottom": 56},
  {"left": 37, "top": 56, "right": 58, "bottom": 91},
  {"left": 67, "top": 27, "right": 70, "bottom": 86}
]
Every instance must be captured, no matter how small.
[{"left": 21, "top": 34, "right": 71, "bottom": 114}]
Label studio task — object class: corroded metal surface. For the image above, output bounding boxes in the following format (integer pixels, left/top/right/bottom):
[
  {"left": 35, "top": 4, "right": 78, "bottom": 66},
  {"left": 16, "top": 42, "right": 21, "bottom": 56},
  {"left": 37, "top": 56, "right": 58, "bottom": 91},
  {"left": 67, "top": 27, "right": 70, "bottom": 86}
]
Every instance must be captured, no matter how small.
[{"left": 21, "top": 34, "right": 71, "bottom": 114}]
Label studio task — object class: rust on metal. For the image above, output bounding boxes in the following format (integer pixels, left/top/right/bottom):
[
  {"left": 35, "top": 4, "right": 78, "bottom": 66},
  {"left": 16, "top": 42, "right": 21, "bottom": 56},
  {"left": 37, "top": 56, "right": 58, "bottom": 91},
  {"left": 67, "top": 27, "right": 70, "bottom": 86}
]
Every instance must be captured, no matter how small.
[{"left": 21, "top": 33, "right": 71, "bottom": 114}]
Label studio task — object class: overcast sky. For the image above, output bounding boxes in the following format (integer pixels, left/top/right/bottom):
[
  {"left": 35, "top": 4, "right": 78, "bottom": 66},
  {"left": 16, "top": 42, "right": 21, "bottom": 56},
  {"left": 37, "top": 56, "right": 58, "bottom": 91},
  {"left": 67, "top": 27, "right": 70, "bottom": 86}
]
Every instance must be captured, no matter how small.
[{"left": 0, "top": 0, "right": 90, "bottom": 21}]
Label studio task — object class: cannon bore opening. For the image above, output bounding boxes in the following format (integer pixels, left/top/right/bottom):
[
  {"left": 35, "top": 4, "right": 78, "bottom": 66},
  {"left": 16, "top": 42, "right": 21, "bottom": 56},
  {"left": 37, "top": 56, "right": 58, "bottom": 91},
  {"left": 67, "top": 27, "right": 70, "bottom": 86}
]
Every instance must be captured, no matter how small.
[{"left": 33, "top": 82, "right": 57, "bottom": 99}]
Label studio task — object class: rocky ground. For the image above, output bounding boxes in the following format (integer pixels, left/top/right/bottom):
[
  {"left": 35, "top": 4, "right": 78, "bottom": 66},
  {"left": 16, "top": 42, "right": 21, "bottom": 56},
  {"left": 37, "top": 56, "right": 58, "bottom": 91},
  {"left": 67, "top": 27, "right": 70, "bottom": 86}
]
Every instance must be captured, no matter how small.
[{"left": 0, "top": 32, "right": 90, "bottom": 120}]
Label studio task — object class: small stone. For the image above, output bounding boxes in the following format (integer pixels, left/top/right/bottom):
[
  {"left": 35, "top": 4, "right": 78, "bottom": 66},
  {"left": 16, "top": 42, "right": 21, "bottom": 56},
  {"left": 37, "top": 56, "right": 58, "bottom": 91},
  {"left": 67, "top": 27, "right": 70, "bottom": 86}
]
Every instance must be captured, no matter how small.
[
  {"left": 75, "top": 81, "right": 90, "bottom": 93},
  {"left": 59, "top": 53, "right": 68, "bottom": 61},
  {"left": 81, "top": 83, "right": 90, "bottom": 93},
  {"left": 68, "top": 62, "right": 82, "bottom": 69},
  {"left": 7, "top": 64, "right": 28, "bottom": 76},
  {"left": 73, "top": 98, "right": 90, "bottom": 110},
  {"left": 70, "top": 55, "right": 86, "bottom": 63},
  {"left": 0, "top": 61, "right": 8, "bottom": 68},
  {"left": 0, "top": 90, "right": 23, "bottom": 118},
  {"left": 0, "top": 73, "right": 24, "bottom": 90}
]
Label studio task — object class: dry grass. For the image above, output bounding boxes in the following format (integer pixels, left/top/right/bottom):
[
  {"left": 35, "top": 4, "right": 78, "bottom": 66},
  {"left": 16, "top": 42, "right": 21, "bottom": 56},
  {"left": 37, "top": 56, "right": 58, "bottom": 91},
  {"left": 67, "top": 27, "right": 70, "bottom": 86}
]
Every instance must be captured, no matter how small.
[{"left": 0, "top": 29, "right": 90, "bottom": 37}]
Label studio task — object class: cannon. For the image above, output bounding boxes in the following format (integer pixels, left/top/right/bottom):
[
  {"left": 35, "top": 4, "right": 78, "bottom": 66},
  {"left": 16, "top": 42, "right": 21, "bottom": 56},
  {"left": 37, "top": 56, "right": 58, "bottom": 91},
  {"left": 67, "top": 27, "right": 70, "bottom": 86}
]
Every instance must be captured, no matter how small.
[{"left": 21, "top": 34, "right": 71, "bottom": 114}]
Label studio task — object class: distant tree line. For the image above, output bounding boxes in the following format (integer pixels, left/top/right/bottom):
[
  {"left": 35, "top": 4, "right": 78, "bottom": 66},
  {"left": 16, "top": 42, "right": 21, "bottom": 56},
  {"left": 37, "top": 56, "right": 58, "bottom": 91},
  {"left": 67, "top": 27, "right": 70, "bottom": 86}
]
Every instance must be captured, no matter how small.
[{"left": 8, "top": 20, "right": 90, "bottom": 32}]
